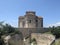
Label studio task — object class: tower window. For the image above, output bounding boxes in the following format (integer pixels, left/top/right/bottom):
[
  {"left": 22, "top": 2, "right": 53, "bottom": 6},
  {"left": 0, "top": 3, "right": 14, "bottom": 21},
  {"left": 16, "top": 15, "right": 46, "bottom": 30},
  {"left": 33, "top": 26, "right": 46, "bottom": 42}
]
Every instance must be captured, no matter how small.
[
  {"left": 36, "top": 20, "right": 38, "bottom": 22},
  {"left": 22, "top": 21, "right": 25, "bottom": 27},
  {"left": 28, "top": 20, "right": 31, "bottom": 23}
]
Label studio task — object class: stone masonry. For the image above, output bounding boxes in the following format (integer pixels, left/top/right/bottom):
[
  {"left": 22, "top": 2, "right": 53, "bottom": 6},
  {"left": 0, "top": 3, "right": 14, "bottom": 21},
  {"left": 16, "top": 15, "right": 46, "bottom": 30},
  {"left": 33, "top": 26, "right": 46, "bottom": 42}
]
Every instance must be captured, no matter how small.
[
  {"left": 18, "top": 11, "right": 43, "bottom": 28},
  {"left": 31, "top": 33, "right": 55, "bottom": 45},
  {"left": 18, "top": 11, "right": 55, "bottom": 45}
]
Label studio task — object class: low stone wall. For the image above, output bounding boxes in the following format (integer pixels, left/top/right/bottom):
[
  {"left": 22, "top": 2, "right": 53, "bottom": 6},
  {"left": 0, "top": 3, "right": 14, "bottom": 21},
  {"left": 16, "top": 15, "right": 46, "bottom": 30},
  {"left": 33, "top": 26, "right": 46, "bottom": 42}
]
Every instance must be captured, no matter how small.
[
  {"left": 9, "top": 34, "right": 23, "bottom": 45},
  {"left": 18, "top": 28, "right": 49, "bottom": 37}
]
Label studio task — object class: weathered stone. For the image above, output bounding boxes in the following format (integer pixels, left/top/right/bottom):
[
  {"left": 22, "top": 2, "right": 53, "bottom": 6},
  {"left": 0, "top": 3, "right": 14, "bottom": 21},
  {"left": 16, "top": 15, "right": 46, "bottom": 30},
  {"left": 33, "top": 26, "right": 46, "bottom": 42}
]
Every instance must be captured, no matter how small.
[
  {"left": 9, "top": 34, "right": 23, "bottom": 45},
  {"left": 31, "top": 33, "right": 55, "bottom": 45},
  {"left": 18, "top": 11, "right": 43, "bottom": 28}
]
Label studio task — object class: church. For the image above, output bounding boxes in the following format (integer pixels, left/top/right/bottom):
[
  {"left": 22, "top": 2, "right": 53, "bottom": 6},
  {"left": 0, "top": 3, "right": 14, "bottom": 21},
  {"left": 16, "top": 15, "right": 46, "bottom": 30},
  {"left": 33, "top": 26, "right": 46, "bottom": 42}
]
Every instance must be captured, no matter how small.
[
  {"left": 8, "top": 11, "right": 55, "bottom": 45},
  {"left": 18, "top": 11, "right": 47, "bottom": 38},
  {"left": 17, "top": 11, "right": 55, "bottom": 45},
  {"left": 18, "top": 11, "right": 43, "bottom": 28}
]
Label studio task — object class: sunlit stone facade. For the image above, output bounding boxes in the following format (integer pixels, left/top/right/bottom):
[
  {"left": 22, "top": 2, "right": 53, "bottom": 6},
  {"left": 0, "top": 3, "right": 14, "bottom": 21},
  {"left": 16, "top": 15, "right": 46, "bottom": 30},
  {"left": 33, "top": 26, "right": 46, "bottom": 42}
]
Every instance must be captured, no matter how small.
[{"left": 18, "top": 11, "right": 43, "bottom": 28}]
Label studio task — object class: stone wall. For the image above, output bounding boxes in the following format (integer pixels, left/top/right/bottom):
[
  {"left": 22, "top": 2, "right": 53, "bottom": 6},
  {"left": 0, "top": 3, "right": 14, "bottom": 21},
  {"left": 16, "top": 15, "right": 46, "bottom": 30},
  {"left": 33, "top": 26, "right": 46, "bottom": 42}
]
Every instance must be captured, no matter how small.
[
  {"left": 18, "top": 28, "right": 49, "bottom": 37},
  {"left": 9, "top": 34, "right": 23, "bottom": 45},
  {"left": 18, "top": 11, "right": 43, "bottom": 28},
  {"left": 31, "top": 33, "right": 55, "bottom": 45}
]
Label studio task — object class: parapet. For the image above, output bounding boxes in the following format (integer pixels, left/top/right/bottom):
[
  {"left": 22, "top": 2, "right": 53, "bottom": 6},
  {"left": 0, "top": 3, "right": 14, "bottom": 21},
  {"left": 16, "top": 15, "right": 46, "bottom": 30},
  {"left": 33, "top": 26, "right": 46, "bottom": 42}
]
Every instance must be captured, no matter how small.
[{"left": 26, "top": 11, "right": 36, "bottom": 15}]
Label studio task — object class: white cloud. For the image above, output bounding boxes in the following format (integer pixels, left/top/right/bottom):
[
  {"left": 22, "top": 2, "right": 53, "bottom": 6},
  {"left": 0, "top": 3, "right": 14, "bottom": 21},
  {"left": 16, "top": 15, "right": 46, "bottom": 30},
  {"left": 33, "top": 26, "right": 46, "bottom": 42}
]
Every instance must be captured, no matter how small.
[
  {"left": 48, "top": 22, "right": 60, "bottom": 27},
  {"left": 45, "top": 22, "right": 60, "bottom": 27}
]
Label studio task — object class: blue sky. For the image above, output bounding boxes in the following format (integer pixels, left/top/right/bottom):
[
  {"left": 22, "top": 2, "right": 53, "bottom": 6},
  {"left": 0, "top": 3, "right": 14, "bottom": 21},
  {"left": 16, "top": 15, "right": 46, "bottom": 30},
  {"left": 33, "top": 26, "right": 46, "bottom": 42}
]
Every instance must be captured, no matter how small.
[{"left": 0, "top": 0, "right": 60, "bottom": 27}]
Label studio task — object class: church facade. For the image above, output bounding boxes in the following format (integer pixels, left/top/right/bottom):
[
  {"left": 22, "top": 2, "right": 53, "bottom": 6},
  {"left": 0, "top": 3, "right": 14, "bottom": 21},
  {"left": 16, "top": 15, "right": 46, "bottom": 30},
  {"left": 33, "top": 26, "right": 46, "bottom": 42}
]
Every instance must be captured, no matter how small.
[{"left": 18, "top": 11, "right": 43, "bottom": 28}]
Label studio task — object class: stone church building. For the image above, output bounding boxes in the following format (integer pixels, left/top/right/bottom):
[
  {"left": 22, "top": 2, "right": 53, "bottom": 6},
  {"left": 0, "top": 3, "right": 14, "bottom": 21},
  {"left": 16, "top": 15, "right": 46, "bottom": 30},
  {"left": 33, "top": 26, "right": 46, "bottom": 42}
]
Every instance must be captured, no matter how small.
[
  {"left": 18, "top": 11, "right": 49, "bottom": 38},
  {"left": 8, "top": 11, "right": 55, "bottom": 45},
  {"left": 17, "top": 11, "right": 55, "bottom": 45},
  {"left": 18, "top": 11, "right": 43, "bottom": 28}
]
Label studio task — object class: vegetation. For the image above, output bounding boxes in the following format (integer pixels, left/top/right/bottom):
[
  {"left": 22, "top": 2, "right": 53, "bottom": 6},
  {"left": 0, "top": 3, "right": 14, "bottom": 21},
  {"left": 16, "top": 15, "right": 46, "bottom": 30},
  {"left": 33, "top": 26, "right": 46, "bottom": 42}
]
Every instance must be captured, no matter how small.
[
  {"left": 0, "top": 21, "right": 20, "bottom": 45},
  {"left": 47, "top": 26, "right": 60, "bottom": 38},
  {"left": 52, "top": 38, "right": 60, "bottom": 45},
  {"left": 0, "top": 21, "right": 60, "bottom": 45},
  {"left": 31, "top": 38, "right": 37, "bottom": 45},
  {"left": 47, "top": 26, "right": 60, "bottom": 45}
]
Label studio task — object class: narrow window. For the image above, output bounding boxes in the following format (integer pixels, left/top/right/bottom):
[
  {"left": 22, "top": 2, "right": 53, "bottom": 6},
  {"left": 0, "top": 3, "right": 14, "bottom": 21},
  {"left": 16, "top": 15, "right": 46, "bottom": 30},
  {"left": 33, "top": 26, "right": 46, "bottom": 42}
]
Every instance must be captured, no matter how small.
[
  {"left": 28, "top": 20, "right": 31, "bottom": 23},
  {"left": 36, "top": 20, "right": 38, "bottom": 27},
  {"left": 36, "top": 20, "right": 38, "bottom": 22},
  {"left": 22, "top": 21, "right": 25, "bottom": 27}
]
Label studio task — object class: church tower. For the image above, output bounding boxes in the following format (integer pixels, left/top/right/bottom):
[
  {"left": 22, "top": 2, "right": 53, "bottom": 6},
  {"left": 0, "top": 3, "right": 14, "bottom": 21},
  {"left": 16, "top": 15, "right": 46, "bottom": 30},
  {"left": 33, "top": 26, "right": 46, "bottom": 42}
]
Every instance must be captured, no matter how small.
[{"left": 18, "top": 11, "right": 43, "bottom": 28}]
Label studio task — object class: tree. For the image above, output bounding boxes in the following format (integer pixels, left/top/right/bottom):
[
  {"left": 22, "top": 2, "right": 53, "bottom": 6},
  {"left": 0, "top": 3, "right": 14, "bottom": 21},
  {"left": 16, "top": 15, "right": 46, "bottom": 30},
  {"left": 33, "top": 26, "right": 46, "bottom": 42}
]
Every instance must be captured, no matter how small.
[
  {"left": 0, "top": 21, "right": 22, "bottom": 45},
  {"left": 0, "top": 21, "right": 5, "bottom": 45},
  {"left": 51, "top": 26, "right": 60, "bottom": 38},
  {"left": 0, "top": 22, "right": 16, "bottom": 45},
  {"left": 2, "top": 24, "right": 15, "bottom": 35}
]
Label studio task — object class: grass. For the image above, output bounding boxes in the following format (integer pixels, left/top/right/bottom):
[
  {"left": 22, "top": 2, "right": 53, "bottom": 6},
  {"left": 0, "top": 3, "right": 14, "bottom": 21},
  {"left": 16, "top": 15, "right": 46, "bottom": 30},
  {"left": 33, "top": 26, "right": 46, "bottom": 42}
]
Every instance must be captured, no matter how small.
[
  {"left": 55, "top": 39, "right": 60, "bottom": 45},
  {"left": 52, "top": 38, "right": 60, "bottom": 45}
]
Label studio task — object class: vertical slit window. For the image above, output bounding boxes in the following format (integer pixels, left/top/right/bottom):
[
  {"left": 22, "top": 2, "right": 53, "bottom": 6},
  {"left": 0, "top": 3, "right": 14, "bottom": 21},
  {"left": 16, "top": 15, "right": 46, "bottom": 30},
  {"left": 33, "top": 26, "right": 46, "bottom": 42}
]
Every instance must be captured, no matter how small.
[{"left": 28, "top": 20, "right": 31, "bottom": 23}]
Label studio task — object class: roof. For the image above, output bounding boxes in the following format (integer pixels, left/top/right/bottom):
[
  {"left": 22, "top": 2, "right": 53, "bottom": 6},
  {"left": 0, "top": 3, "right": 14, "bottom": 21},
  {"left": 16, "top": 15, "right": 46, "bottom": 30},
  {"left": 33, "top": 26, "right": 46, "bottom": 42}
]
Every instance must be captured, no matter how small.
[
  {"left": 25, "top": 11, "right": 36, "bottom": 16},
  {"left": 19, "top": 16, "right": 24, "bottom": 19},
  {"left": 38, "top": 16, "right": 43, "bottom": 19},
  {"left": 26, "top": 11, "right": 35, "bottom": 13}
]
